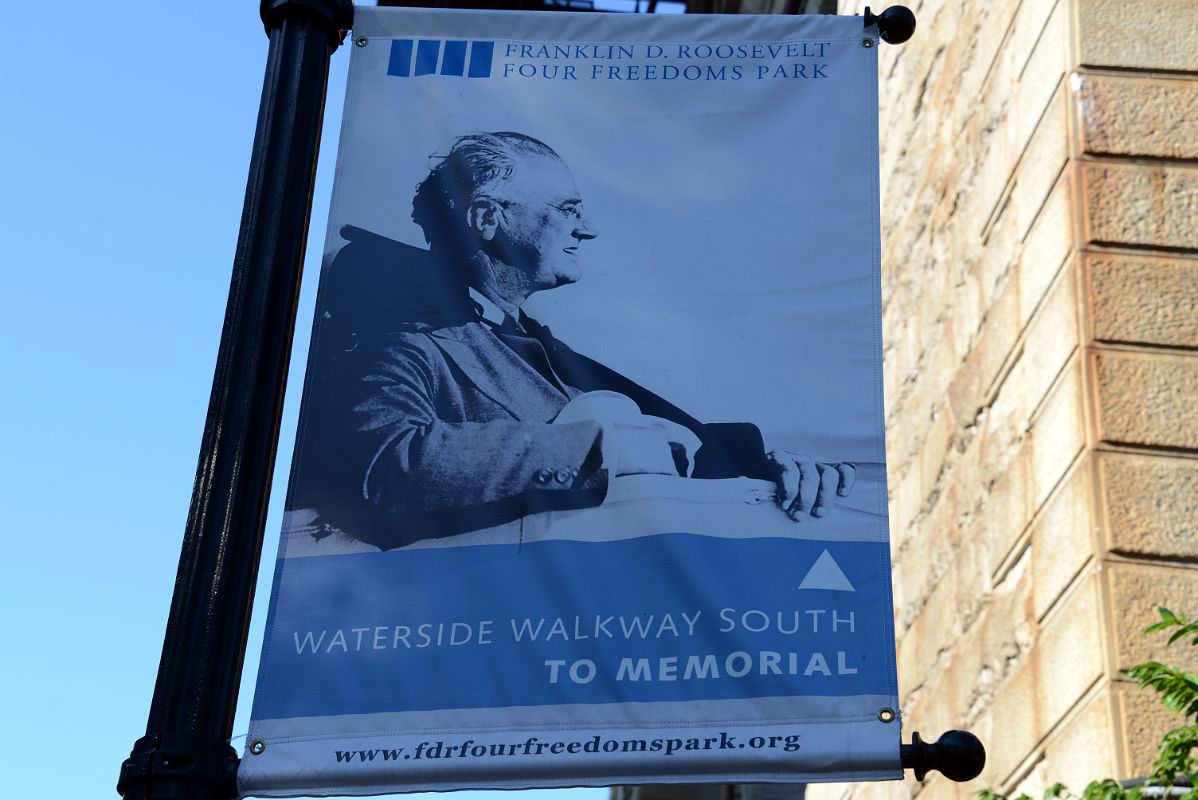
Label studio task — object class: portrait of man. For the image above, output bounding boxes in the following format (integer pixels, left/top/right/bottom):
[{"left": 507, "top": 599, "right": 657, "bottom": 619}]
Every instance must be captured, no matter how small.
[{"left": 287, "top": 131, "right": 856, "bottom": 550}]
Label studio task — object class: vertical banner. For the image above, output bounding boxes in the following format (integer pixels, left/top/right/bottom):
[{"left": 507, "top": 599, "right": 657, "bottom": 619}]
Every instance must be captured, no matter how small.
[{"left": 241, "top": 7, "right": 898, "bottom": 796}]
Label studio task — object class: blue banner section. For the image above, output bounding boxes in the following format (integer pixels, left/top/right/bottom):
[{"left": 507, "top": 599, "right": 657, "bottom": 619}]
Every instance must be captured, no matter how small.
[
  {"left": 414, "top": 40, "right": 441, "bottom": 76},
  {"left": 468, "top": 40, "right": 494, "bottom": 77},
  {"left": 441, "top": 41, "right": 467, "bottom": 76},
  {"left": 387, "top": 39, "right": 413, "bottom": 77},
  {"left": 253, "top": 535, "right": 893, "bottom": 720},
  {"left": 388, "top": 39, "right": 495, "bottom": 79}
]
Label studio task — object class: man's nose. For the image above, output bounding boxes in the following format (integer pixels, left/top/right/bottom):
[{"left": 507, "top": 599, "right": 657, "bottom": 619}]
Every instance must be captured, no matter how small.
[{"left": 572, "top": 212, "right": 598, "bottom": 241}]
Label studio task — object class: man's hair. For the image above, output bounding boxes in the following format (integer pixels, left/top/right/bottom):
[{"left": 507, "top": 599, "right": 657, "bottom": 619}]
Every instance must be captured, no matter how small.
[{"left": 412, "top": 132, "right": 561, "bottom": 251}]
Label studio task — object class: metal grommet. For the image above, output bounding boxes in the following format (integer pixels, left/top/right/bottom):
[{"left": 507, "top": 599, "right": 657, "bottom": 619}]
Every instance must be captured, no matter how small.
[
  {"left": 861, "top": 38, "right": 874, "bottom": 48},
  {"left": 877, "top": 708, "right": 896, "bottom": 723},
  {"left": 355, "top": 36, "right": 369, "bottom": 48},
  {"left": 249, "top": 740, "right": 266, "bottom": 755}
]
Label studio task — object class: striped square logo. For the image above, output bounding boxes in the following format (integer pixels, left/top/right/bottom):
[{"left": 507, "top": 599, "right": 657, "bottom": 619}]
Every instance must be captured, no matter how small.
[{"left": 387, "top": 39, "right": 494, "bottom": 78}]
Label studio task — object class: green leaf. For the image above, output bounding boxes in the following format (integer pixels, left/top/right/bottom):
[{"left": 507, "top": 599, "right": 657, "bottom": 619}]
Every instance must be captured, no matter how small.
[
  {"left": 1147, "top": 723, "right": 1198, "bottom": 790},
  {"left": 1143, "top": 608, "right": 1198, "bottom": 647},
  {"left": 1044, "top": 783, "right": 1068, "bottom": 800},
  {"left": 1145, "top": 608, "right": 1178, "bottom": 634},
  {"left": 1081, "top": 778, "right": 1129, "bottom": 800}
]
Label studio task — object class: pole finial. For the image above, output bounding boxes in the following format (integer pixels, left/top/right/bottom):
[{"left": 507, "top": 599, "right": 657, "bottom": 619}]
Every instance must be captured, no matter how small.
[
  {"left": 863, "top": 5, "right": 917, "bottom": 45},
  {"left": 901, "top": 730, "right": 987, "bottom": 782}
]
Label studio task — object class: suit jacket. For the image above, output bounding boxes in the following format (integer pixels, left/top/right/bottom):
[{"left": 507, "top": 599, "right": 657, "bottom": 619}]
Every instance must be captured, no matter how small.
[{"left": 288, "top": 229, "right": 770, "bottom": 549}]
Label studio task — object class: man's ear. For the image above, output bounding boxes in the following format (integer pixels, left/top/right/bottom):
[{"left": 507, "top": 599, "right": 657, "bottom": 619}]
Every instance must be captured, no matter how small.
[{"left": 466, "top": 199, "right": 501, "bottom": 242}]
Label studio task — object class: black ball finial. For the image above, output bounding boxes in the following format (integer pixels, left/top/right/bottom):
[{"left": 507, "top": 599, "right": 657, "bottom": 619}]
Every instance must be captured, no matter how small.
[
  {"left": 901, "top": 730, "right": 986, "bottom": 782},
  {"left": 863, "top": 5, "right": 918, "bottom": 45}
]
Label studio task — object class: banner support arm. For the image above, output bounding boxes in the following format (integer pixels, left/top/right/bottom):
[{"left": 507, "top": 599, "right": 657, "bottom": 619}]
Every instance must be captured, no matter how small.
[{"left": 116, "top": 2, "right": 353, "bottom": 798}]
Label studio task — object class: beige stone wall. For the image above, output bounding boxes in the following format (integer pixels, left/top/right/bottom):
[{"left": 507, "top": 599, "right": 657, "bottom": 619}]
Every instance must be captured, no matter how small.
[{"left": 812, "top": 1, "right": 1198, "bottom": 799}]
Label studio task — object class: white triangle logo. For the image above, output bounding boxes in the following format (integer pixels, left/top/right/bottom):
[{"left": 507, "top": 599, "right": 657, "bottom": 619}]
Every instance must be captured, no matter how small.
[{"left": 798, "top": 550, "right": 855, "bottom": 592}]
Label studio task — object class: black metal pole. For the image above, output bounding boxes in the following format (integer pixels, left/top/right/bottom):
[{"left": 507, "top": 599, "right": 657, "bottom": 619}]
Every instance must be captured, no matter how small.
[{"left": 117, "top": 2, "right": 352, "bottom": 798}]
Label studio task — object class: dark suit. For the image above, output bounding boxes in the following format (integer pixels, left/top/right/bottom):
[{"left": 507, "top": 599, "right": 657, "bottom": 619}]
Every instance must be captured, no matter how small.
[{"left": 288, "top": 227, "right": 770, "bottom": 549}]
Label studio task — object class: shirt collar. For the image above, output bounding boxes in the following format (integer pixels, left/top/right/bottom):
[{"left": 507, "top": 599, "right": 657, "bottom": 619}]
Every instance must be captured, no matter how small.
[{"left": 469, "top": 287, "right": 525, "bottom": 332}]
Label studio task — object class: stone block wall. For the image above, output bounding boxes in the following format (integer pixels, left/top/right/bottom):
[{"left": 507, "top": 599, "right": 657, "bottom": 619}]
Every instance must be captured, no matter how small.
[{"left": 815, "top": 1, "right": 1198, "bottom": 799}]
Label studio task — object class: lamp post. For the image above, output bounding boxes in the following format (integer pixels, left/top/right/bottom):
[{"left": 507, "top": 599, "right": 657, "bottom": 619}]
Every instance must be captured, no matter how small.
[{"left": 116, "top": 2, "right": 352, "bottom": 798}]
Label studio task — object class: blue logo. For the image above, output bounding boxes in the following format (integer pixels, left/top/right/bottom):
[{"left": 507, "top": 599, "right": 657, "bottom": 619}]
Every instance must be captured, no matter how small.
[{"left": 388, "top": 39, "right": 495, "bottom": 78}]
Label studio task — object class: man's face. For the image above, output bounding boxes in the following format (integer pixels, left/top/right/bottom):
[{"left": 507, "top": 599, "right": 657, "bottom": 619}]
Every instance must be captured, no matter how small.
[{"left": 491, "top": 154, "right": 598, "bottom": 293}]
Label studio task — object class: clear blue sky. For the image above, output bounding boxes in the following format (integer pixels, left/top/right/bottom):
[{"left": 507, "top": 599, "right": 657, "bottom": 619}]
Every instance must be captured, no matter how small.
[{"left": 0, "top": 3, "right": 605, "bottom": 798}]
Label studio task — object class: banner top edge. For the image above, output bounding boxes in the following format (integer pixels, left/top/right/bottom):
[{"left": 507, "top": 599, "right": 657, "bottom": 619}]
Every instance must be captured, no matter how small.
[{"left": 351, "top": 6, "right": 871, "bottom": 42}]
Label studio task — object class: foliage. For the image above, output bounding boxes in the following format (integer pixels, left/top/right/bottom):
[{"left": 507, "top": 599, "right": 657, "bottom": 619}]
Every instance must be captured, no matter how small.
[{"left": 978, "top": 607, "right": 1198, "bottom": 800}]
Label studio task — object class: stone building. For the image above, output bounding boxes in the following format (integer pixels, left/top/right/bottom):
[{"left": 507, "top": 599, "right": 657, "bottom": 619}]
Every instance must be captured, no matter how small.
[
  {"left": 621, "top": 1, "right": 1198, "bottom": 799},
  {"left": 811, "top": 1, "right": 1198, "bottom": 798}
]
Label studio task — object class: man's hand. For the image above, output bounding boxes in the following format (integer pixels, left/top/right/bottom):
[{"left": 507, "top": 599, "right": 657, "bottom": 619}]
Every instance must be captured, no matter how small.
[{"left": 766, "top": 450, "right": 856, "bottom": 521}]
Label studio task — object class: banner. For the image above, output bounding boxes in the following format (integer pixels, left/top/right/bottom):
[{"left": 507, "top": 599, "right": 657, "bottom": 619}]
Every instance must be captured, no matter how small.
[{"left": 241, "top": 6, "right": 899, "bottom": 795}]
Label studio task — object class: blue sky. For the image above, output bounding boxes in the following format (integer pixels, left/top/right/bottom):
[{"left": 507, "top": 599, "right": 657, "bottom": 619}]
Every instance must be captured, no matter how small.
[{"left": 0, "top": 3, "right": 606, "bottom": 798}]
